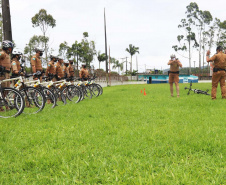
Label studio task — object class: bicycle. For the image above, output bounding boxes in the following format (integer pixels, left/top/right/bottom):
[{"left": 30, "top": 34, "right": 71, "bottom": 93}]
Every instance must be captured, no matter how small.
[
  {"left": 43, "top": 77, "right": 67, "bottom": 106},
  {"left": 60, "top": 77, "right": 82, "bottom": 103},
  {"left": 87, "top": 76, "right": 103, "bottom": 97},
  {"left": 0, "top": 77, "right": 25, "bottom": 118},
  {"left": 184, "top": 81, "right": 210, "bottom": 95},
  {"left": 76, "top": 79, "right": 92, "bottom": 100},
  {"left": 14, "top": 75, "right": 46, "bottom": 114},
  {"left": 25, "top": 77, "right": 57, "bottom": 109}
]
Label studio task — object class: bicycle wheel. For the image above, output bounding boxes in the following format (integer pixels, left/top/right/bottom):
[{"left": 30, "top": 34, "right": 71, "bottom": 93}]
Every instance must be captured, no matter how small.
[
  {"left": 20, "top": 87, "right": 45, "bottom": 114},
  {"left": 89, "top": 84, "right": 100, "bottom": 97},
  {"left": 76, "top": 86, "right": 84, "bottom": 100},
  {"left": 51, "top": 87, "right": 67, "bottom": 105},
  {"left": 95, "top": 84, "right": 103, "bottom": 95},
  {"left": 82, "top": 86, "right": 92, "bottom": 99},
  {"left": 62, "top": 85, "right": 81, "bottom": 103},
  {"left": 0, "top": 87, "right": 25, "bottom": 118},
  {"left": 41, "top": 87, "right": 57, "bottom": 108}
]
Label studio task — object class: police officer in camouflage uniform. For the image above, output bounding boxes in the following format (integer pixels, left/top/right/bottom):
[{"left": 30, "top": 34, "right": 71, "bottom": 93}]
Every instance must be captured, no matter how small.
[
  {"left": 206, "top": 46, "right": 226, "bottom": 99},
  {"left": 31, "top": 48, "right": 44, "bottom": 81},
  {"left": 167, "top": 54, "right": 182, "bottom": 97},
  {"left": 55, "top": 57, "right": 64, "bottom": 80},
  {"left": 68, "top": 58, "right": 75, "bottom": 79},
  {"left": 11, "top": 50, "right": 24, "bottom": 77},
  {"left": 0, "top": 40, "right": 14, "bottom": 111},
  {"left": 45, "top": 55, "right": 57, "bottom": 81},
  {"left": 0, "top": 40, "right": 14, "bottom": 87},
  {"left": 63, "top": 60, "right": 69, "bottom": 79}
]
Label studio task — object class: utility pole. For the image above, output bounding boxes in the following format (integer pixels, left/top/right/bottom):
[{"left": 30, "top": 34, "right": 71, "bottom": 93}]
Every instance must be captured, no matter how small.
[
  {"left": 136, "top": 56, "right": 138, "bottom": 81},
  {"left": 193, "top": 61, "right": 196, "bottom": 75},
  {"left": 136, "top": 56, "right": 138, "bottom": 72},
  {"left": 125, "top": 57, "right": 128, "bottom": 75},
  {"left": 2, "top": 0, "right": 12, "bottom": 41},
  {"left": 104, "top": 8, "right": 108, "bottom": 85},
  {"left": 109, "top": 46, "right": 111, "bottom": 86},
  {"left": 76, "top": 45, "right": 79, "bottom": 77}
]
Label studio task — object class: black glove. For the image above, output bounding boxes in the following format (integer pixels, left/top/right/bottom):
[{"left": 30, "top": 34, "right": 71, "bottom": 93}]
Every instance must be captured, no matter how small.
[
  {"left": 0, "top": 66, "right": 5, "bottom": 73},
  {"left": 34, "top": 71, "right": 42, "bottom": 76}
]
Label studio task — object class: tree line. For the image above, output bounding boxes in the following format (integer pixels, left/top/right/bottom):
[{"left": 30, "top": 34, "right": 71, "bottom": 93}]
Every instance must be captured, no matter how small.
[
  {"left": 0, "top": 7, "right": 139, "bottom": 76},
  {"left": 172, "top": 2, "right": 226, "bottom": 74}
]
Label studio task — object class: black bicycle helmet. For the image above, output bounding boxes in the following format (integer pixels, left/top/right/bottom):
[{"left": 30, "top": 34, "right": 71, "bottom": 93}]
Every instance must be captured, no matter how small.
[
  {"left": 35, "top": 47, "right": 44, "bottom": 53},
  {"left": 50, "top": 55, "right": 57, "bottom": 59},
  {"left": 2, "top": 40, "right": 14, "bottom": 50}
]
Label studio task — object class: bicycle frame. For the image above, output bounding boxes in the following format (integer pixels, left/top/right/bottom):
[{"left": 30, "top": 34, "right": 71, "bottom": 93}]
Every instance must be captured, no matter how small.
[
  {"left": 0, "top": 77, "right": 22, "bottom": 108},
  {"left": 184, "top": 82, "right": 210, "bottom": 95}
]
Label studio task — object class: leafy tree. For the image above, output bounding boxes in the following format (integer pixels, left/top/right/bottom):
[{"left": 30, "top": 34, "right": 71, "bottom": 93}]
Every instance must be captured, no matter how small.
[
  {"left": 205, "top": 25, "right": 216, "bottom": 51},
  {"left": 194, "top": 9, "right": 213, "bottom": 72},
  {"left": 97, "top": 51, "right": 107, "bottom": 69},
  {"left": 79, "top": 32, "right": 96, "bottom": 67},
  {"left": 128, "top": 70, "right": 138, "bottom": 76},
  {"left": 172, "top": 2, "right": 199, "bottom": 74},
  {"left": 67, "top": 41, "right": 83, "bottom": 72},
  {"left": 112, "top": 58, "right": 123, "bottom": 74},
  {"left": 59, "top": 41, "right": 69, "bottom": 59},
  {"left": 24, "top": 35, "right": 49, "bottom": 59},
  {"left": 125, "top": 44, "right": 139, "bottom": 72},
  {"left": 31, "top": 9, "right": 56, "bottom": 62},
  {"left": 215, "top": 19, "right": 226, "bottom": 48},
  {"left": 24, "top": 35, "right": 49, "bottom": 70}
]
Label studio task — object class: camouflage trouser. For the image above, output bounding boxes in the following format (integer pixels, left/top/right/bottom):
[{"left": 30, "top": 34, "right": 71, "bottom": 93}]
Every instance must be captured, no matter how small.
[
  {"left": 211, "top": 71, "right": 226, "bottom": 99},
  {"left": 169, "top": 73, "right": 179, "bottom": 84},
  {"left": 0, "top": 73, "right": 10, "bottom": 88},
  {"left": 0, "top": 73, "right": 10, "bottom": 110}
]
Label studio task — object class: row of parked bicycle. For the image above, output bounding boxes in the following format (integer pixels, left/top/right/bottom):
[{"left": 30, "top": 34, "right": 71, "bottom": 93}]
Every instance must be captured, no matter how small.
[{"left": 0, "top": 73, "right": 103, "bottom": 118}]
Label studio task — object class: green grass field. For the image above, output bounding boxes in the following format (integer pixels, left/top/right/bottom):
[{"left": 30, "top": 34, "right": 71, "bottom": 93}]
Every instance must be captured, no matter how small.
[{"left": 0, "top": 83, "right": 225, "bottom": 184}]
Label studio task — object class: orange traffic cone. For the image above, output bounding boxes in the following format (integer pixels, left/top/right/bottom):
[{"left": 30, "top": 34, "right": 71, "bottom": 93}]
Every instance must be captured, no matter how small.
[
  {"left": 144, "top": 90, "right": 146, "bottom": 96},
  {"left": 141, "top": 89, "right": 142, "bottom": 93}
]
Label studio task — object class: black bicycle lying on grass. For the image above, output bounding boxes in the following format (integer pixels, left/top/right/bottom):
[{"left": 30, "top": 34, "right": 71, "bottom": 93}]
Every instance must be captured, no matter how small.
[{"left": 184, "top": 81, "right": 210, "bottom": 95}]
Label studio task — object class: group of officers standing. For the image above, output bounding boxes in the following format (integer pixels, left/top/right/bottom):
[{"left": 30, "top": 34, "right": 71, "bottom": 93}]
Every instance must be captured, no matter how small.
[
  {"left": 0, "top": 40, "right": 91, "bottom": 111},
  {"left": 0, "top": 40, "right": 90, "bottom": 85},
  {"left": 168, "top": 46, "right": 226, "bottom": 100}
]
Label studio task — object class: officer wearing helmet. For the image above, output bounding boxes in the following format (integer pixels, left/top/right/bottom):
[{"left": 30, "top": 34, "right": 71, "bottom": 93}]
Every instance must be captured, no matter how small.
[
  {"left": 63, "top": 60, "right": 69, "bottom": 79},
  {"left": 11, "top": 50, "right": 24, "bottom": 77},
  {"left": 55, "top": 56, "right": 64, "bottom": 80},
  {"left": 45, "top": 55, "right": 57, "bottom": 81},
  {"left": 31, "top": 47, "right": 43, "bottom": 80},
  {"left": 0, "top": 40, "right": 14, "bottom": 111},
  {"left": 68, "top": 58, "right": 75, "bottom": 78},
  {"left": 0, "top": 40, "right": 14, "bottom": 88},
  {"left": 167, "top": 54, "right": 182, "bottom": 97},
  {"left": 79, "top": 64, "right": 89, "bottom": 80}
]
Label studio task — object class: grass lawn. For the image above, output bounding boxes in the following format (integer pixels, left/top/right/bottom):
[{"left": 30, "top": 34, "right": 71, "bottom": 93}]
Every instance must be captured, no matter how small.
[{"left": 0, "top": 83, "right": 225, "bottom": 184}]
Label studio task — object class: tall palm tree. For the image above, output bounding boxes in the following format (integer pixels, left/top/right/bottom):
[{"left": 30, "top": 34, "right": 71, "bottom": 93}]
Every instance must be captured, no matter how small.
[
  {"left": 126, "top": 44, "right": 139, "bottom": 72},
  {"left": 112, "top": 59, "right": 123, "bottom": 75},
  {"left": 97, "top": 51, "right": 107, "bottom": 69}
]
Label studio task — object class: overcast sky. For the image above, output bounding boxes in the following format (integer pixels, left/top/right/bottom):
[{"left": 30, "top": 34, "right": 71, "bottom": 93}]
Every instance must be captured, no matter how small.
[{"left": 9, "top": 0, "right": 226, "bottom": 72}]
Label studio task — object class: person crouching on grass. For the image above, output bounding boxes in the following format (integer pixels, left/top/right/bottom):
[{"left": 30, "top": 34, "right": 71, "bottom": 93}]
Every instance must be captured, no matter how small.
[{"left": 168, "top": 54, "right": 182, "bottom": 97}]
